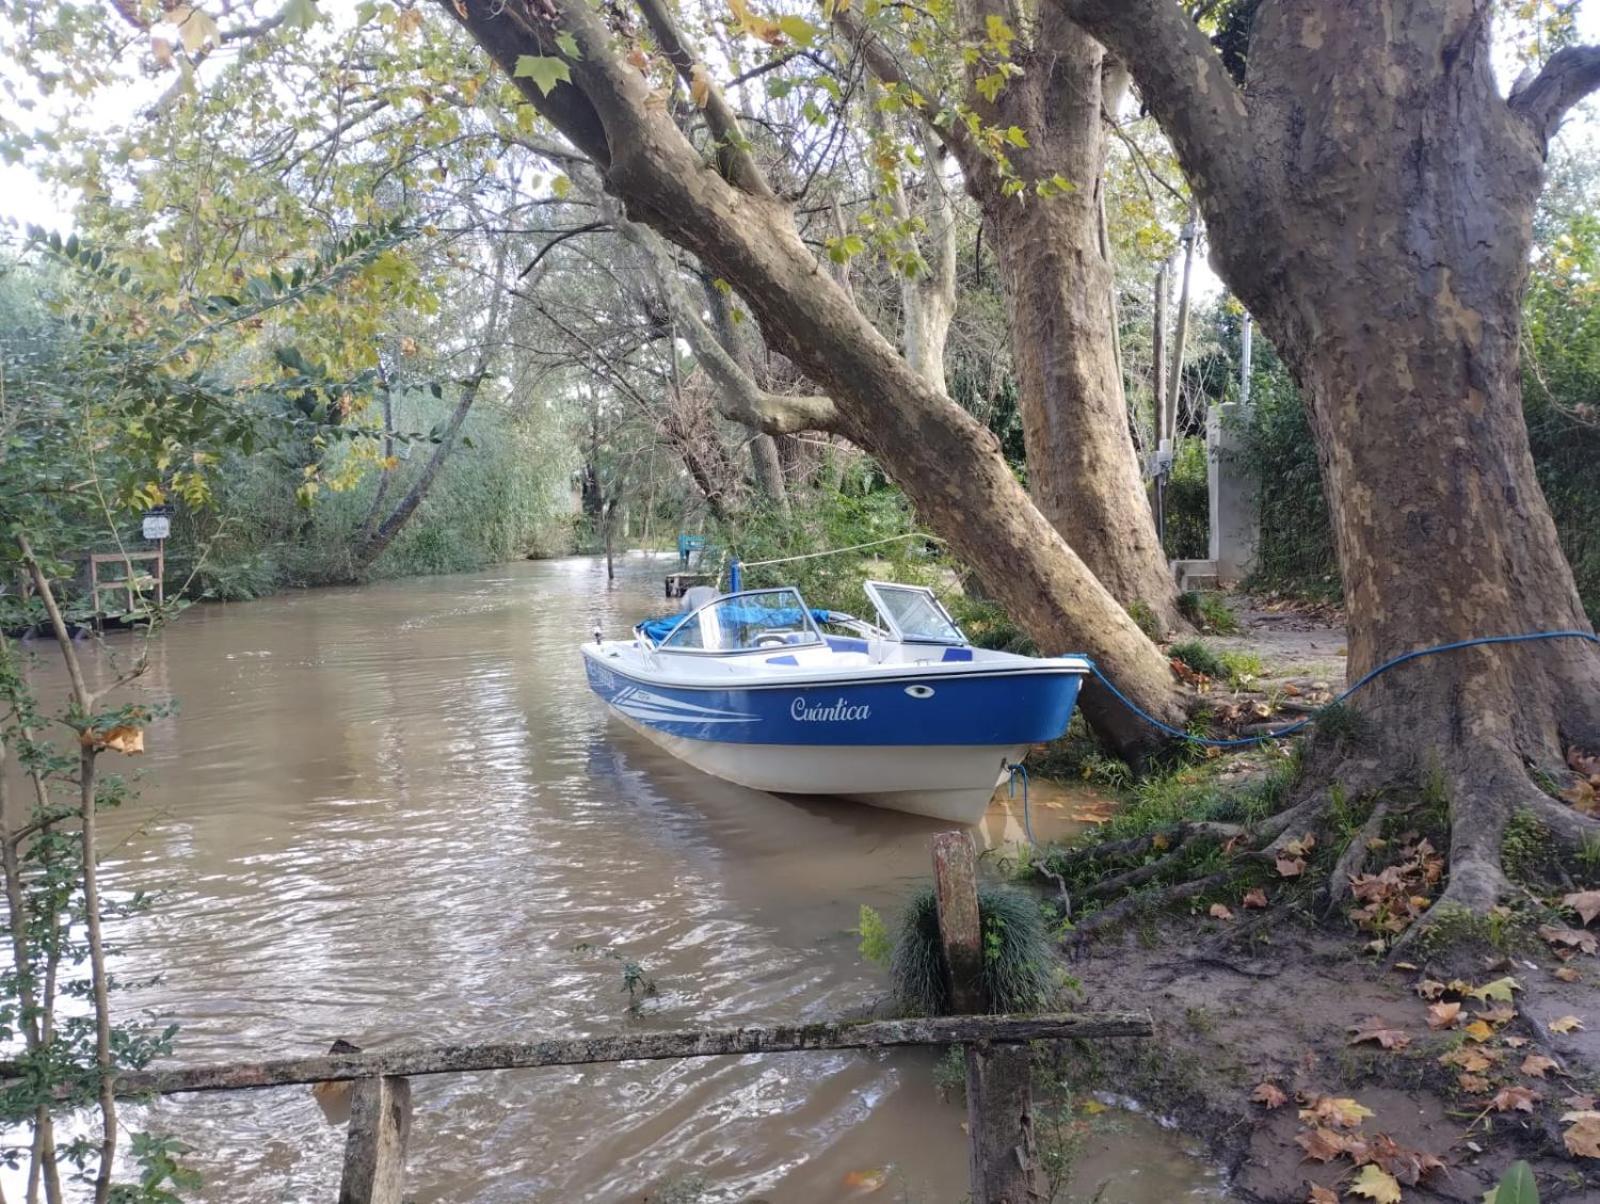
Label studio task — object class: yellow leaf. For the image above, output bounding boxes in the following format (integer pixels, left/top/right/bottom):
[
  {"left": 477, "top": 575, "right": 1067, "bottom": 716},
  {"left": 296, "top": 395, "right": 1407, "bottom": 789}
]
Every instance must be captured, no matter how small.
[
  {"left": 1347, "top": 1164, "right": 1402, "bottom": 1204},
  {"left": 690, "top": 63, "right": 711, "bottom": 108},
  {"left": 1468, "top": 977, "right": 1520, "bottom": 1003},
  {"left": 1463, "top": 1020, "right": 1495, "bottom": 1042},
  {"left": 1550, "top": 1015, "right": 1584, "bottom": 1034}
]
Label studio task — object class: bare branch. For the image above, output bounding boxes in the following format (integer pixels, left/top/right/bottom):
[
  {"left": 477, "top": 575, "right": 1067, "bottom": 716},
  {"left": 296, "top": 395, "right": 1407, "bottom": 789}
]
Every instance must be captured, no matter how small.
[
  {"left": 615, "top": 219, "right": 840, "bottom": 435},
  {"left": 1509, "top": 44, "right": 1600, "bottom": 151}
]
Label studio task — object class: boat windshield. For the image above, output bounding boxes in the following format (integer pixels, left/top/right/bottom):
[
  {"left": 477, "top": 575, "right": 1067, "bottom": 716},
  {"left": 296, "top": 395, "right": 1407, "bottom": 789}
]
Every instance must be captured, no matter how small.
[
  {"left": 657, "top": 588, "right": 826, "bottom": 653},
  {"left": 863, "top": 581, "right": 968, "bottom": 645}
]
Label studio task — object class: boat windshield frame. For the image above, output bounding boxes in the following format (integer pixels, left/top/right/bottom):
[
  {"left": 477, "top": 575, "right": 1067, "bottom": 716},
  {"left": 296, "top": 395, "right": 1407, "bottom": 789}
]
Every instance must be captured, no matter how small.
[
  {"left": 645, "top": 587, "right": 829, "bottom": 656},
  {"left": 862, "top": 581, "right": 969, "bottom": 646}
]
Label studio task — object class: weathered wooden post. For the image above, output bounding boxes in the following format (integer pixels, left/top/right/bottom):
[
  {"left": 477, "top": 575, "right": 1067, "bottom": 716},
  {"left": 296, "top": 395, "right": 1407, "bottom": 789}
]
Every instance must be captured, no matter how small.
[
  {"left": 930, "top": 831, "right": 1042, "bottom": 1204},
  {"left": 338, "top": 1074, "right": 412, "bottom": 1204}
]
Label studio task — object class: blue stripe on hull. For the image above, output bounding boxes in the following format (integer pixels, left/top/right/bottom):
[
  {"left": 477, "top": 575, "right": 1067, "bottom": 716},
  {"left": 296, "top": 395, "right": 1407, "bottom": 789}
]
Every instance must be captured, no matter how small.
[{"left": 584, "top": 657, "right": 1083, "bottom": 746}]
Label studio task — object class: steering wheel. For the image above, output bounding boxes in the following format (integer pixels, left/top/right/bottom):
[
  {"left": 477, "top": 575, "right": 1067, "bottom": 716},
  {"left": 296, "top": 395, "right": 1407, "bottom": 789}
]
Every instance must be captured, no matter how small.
[{"left": 754, "top": 631, "right": 800, "bottom": 648}]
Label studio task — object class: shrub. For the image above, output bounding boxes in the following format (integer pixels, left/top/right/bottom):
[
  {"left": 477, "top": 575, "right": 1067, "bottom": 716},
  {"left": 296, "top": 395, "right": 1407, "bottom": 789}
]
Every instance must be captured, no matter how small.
[{"left": 891, "top": 885, "right": 1055, "bottom": 1015}]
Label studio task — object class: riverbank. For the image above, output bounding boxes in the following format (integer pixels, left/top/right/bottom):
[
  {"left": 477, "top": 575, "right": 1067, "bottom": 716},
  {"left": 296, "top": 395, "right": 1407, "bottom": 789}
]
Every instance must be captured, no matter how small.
[{"left": 1024, "top": 598, "right": 1600, "bottom": 1203}]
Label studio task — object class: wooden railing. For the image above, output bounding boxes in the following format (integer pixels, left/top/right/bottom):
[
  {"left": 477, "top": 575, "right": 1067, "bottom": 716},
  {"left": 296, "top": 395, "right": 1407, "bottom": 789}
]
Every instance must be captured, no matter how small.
[{"left": 71, "top": 834, "right": 1155, "bottom": 1202}]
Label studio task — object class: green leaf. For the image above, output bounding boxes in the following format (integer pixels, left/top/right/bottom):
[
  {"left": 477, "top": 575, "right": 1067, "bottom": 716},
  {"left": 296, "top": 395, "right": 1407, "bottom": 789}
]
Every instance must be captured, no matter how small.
[
  {"left": 1003, "top": 125, "right": 1028, "bottom": 148},
  {"left": 554, "top": 31, "right": 581, "bottom": 59},
  {"left": 513, "top": 55, "right": 572, "bottom": 97},
  {"left": 1487, "top": 1162, "right": 1538, "bottom": 1204},
  {"left": 776, "top": 15, "right": 818, "bottom": 45},
  {"left": 280, "top": 0, "right": 320, "bottom": 30}
]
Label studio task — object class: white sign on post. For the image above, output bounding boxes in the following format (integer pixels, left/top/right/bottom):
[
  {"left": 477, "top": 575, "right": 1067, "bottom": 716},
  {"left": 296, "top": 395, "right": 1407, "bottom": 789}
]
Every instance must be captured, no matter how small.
[{"left": 142, "top": 515, "right": 171, "bottom": 541}]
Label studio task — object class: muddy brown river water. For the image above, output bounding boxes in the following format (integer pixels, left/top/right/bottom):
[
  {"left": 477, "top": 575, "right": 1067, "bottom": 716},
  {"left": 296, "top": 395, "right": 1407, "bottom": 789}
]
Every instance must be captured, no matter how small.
[{"left": 22, "top": 556, "right": 1231, "bottom": 1202}]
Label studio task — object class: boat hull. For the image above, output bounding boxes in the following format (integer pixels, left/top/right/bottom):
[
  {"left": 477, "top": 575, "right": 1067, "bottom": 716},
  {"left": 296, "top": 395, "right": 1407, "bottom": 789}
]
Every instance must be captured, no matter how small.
[
  {"left": 607, "top": 708, "right": 1025, "bottom": 823},
  {"left": 583, "top": 650, "right": 1085, "bottom": 823}
]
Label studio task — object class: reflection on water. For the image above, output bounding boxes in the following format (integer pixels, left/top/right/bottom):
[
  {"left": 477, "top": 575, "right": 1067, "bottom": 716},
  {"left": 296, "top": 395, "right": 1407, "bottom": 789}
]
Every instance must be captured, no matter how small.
[{"left": 20, "top": 556, "right": 1229, "bottom": 1201}]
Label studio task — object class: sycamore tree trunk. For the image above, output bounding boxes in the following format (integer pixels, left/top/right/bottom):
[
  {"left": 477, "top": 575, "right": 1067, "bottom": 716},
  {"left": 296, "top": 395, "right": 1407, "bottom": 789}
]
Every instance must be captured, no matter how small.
[
  {"left": 848, "top": 10, "right": 1184, "bottom": 633},
  {"left": 441, "top": 0, "right": 1190, "bottom": 758},
  {"left": 1065, "top": 0, "right": 1600, "bottom": 911}
]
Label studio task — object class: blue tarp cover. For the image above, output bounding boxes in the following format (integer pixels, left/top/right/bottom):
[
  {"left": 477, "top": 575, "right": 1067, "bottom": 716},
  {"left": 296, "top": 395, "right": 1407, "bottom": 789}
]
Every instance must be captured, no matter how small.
[{"left": 638, "top": 605, "right": 833, "bottom": 644}]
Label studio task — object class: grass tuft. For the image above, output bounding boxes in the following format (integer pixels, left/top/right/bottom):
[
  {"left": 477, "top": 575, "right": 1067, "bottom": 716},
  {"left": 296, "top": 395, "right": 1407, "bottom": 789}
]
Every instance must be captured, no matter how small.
[{"left": 891, "top": 885, "right": 1056, "bottom": 1015}]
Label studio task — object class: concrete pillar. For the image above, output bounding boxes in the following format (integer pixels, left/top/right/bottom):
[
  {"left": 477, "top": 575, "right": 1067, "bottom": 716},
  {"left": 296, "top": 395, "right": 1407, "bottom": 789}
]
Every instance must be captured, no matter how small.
[{"left": 1207, "top": 402, "right": 1259, "bottom": 585}]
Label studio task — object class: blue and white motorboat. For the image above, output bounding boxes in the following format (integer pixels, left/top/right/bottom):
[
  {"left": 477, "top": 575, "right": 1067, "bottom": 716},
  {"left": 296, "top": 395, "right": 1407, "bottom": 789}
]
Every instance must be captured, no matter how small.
[{"left": 582, "top": 580, "right": 1090, "bottom": 823}]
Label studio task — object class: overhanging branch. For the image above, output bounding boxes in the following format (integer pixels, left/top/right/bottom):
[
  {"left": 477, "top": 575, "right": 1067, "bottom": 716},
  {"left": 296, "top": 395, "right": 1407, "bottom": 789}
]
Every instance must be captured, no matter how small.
[
  {"left": 1509, "top": 44, "right": 1600, "bottom": 151},
  {"left": 1053, "top": 0, "right": 1252, "bottom": 214}
]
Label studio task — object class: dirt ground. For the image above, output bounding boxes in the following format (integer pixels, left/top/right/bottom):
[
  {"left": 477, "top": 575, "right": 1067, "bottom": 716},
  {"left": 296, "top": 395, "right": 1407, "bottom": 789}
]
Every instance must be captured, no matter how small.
[{"left": 1059, "top": 598, "right": 1600, "bottom": 1203}]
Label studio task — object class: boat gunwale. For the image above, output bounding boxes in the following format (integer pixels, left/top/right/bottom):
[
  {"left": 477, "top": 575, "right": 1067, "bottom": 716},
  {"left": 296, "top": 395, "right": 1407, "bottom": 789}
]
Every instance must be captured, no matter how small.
[{"left": 581, "top": 643, "right": 1092, "bottom": 692}]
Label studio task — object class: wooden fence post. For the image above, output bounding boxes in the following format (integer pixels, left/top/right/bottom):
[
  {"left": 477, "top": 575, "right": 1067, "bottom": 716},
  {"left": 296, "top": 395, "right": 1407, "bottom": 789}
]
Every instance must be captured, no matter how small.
[
  {"left": 931, "top": 831, "right": 1042, "bottom": 1204},
  {"left": 338, "top": 1075, "right": 412, "bottom": 1204}
]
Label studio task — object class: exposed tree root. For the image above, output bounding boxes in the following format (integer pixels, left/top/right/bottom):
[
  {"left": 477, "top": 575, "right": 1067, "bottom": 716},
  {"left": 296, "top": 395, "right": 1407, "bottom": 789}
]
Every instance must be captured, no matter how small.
[
  {"left": 1069, "top": 871, "right": 1233, "bottom": 941},
  {"left": 1322, "top": 801, "right": 1390, "bottom": 916}
]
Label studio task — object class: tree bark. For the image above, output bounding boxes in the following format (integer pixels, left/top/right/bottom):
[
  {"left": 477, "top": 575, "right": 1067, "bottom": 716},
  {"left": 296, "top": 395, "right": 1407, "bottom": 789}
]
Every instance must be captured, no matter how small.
[
  {"left": 441, "top": 0, "right": 1190, "bottom": 757},
  {"left": 1062, "top": 0, "right": 1600, "bottom": 905}
]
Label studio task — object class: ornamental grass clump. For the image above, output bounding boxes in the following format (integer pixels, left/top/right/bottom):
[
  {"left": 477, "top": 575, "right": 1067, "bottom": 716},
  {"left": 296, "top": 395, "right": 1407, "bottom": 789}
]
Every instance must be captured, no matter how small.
[{"left": 890, "top": 884, "right": 1055, "bottom": 1015}]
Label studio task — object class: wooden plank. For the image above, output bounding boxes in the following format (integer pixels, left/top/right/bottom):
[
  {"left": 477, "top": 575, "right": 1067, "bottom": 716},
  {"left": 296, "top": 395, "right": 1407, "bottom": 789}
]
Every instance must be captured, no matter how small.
[
  {"left": 88, "top": 552, "right": 162, "bottom": 564},
  {"left": 93, "top": 1014, "right": 1149, "bottom": 1098},
  {"left": 338, "top": 1076, "right": 411, "bottom": 1204},
  {"left": 931, "top": 831, "right": 984, "bottom": 1015},
  {"left": 965, "top": 1044, "right": 1039, "bottom": 1203}
]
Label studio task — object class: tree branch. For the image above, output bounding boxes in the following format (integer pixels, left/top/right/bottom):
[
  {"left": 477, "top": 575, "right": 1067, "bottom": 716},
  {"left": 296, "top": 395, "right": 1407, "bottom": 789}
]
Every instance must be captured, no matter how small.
[
  {"left": 633, "top": 0, "right": 774, "bottom": 197},
  {"left": 616, "top": 219, "right": 840, "bottom": 435},
  {"left": 832, "top": 8, "right": 993, "bottom": 192},
  {"left": 1053, "top": 0, "right": 1252, "bottom": 213},
  {"left": 1509, "top": 44, "right": 1600, "bottom": 151}
]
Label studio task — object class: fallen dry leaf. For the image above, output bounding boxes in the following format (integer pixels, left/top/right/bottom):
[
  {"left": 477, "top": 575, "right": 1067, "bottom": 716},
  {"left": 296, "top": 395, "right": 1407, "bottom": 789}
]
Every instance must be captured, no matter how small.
[
  {"left": 1457, "top": 1072, "right": 1491, "bottom": 1093},
  {"left": 1503, "top": 1035, "right": 1529, "bottom": 1048},
  {"left": 1252, "top": 1082, "right": 1288, "bottom": 1109},
  {"left": 1243, "top": 887, "right": 1269, "bottom": 909},
  {"left": 1565, "top": 1093, "right": 1599, "bottom": 1110},
  {"left": 1556, "top": 966, "right": 1583, "bottom": 983},
  {"left": 1426, "top": 1001, "right": 1461, "bottom": 1030},
  {"left": 1463, "top": 1019, "right": 1496, "bottom": 1042},
  {"left": 1349, "top": 1018, "right": 1411, "bottom": 1050},
  {"left": 1540, "top": 924, "right": 1600, "bottom": 956},
  {"left": 841, "top": 1167, "right": 889, "bottom": 1193},
  {"left": 1564, "top": 889, "right": 1600, "bottom": 926},
  {"left": 1295, "top": 1126, "right": 1348, "bottom": 1162},
  {"left": 1284, "top": 833, "right": 1317, "bottom": 857},
  {"left": 1277, "top": 856, "right": 1307, "bottom": 878},
  {"left": 1368, "top": 1133, "right": 1444, "bottom": 1185},
  {"left": 1347, "top": 1163, "right": 1402, "bottom": 1204},
  {"left": 1564, "top": 1111, "right": 1600, "bottom": 1159},
  {"left": 1415, "top": 978, "right": 1447, "bottom": 1001},
  {"left": 1521, "top": 1054, "right": 1560, "bottom": 1079},
  {"left": 1300, "top": 1095, "right": 1374, "bottom": 1130},
  {"left": 1440, "top": 1046, "right": 1494, "bottom": 1073},
  {"left": 1476, "top": 1003, "right": 1517, "bottom": 1026},
  {"left": 1492, "top": 1085, "right": 1541, "bottom": 1113},
  {"left": 1562, "top": 779, "right": 1600, "bottom": 814},
  {"left": 1550, "top": 1015, "right": 1585, "bottom": 1034},
  {"left": 1209, "top": 903, "right": 1235, "bottom": 920},
  {"left": 1307, "top": 1187, "right": 1339, "bottom": 1204}
]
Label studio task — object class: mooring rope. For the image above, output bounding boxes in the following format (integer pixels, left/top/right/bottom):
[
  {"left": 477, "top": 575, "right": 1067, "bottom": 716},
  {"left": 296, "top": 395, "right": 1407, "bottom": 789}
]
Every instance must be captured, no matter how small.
[
  {"left": 1090, "top": 629, "right": 1600, "bottom": 748},
  {"left": 737, "top": 532, "right": 943, "bottom": 570}
]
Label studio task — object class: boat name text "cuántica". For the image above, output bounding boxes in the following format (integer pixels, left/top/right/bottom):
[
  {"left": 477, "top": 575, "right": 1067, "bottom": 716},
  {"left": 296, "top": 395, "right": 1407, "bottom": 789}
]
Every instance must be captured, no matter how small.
[{"left": 790, "top": 696, "right": 871, "bottom": 722}]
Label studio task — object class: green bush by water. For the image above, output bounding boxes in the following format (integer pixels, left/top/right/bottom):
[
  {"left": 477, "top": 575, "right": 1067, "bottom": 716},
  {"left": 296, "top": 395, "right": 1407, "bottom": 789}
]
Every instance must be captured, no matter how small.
[{"left": 890, "top": 884, "right": 1055, "bottom": 1015}]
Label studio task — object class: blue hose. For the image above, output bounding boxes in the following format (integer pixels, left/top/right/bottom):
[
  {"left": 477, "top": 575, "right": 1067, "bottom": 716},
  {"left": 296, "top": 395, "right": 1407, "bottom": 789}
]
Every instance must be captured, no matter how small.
[{"left": 1088, "top": 629, "right": 1600, "bottom": 749}]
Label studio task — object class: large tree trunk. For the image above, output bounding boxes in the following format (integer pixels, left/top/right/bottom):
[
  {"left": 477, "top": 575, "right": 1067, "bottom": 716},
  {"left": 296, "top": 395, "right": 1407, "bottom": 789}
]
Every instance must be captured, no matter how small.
[
  {"left": 1064, "top": 0, "right": 1600, "bottom": 909},
  {"left": 981, "top": 23, "right": 1181, "bottom": 631},
  {"left": 850, "top": 10, "right": 1184, "bottom": 632},
  {"left": 443, "top": 0, "right": 1190, "bottom": 758}
]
